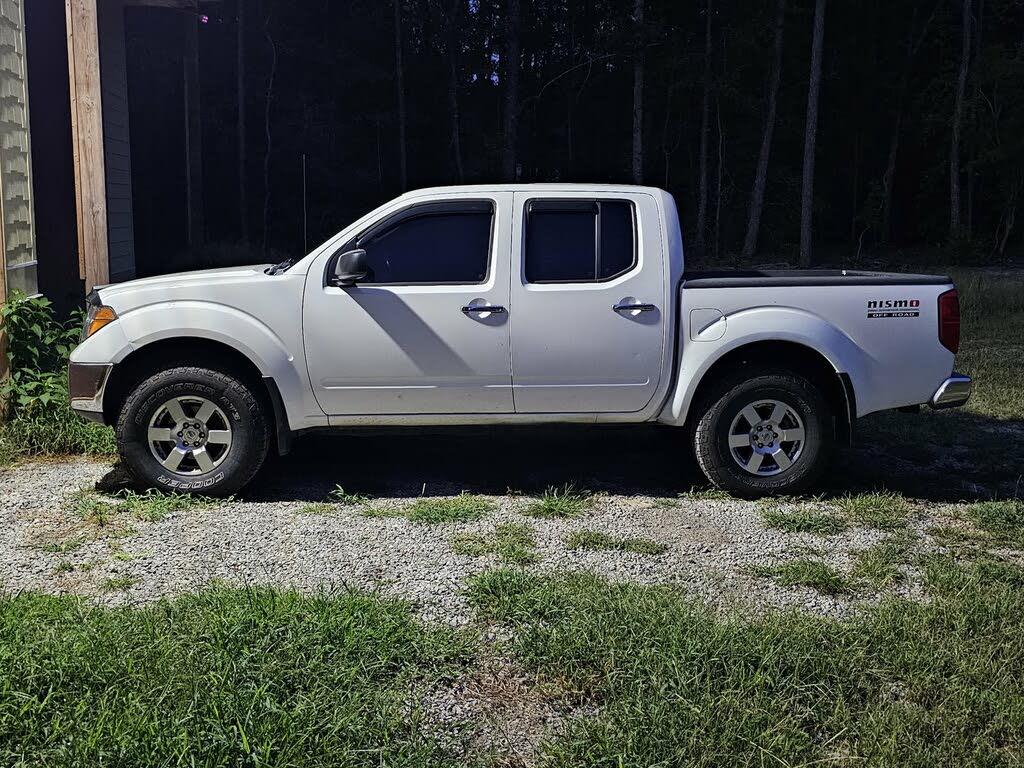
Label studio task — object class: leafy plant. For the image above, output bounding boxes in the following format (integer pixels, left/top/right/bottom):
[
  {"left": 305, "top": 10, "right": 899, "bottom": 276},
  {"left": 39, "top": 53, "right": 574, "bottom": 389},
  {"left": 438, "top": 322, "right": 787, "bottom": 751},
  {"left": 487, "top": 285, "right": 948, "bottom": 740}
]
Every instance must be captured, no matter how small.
[{"left": 0, "top": 291, "right": 115, "bottom": 462}]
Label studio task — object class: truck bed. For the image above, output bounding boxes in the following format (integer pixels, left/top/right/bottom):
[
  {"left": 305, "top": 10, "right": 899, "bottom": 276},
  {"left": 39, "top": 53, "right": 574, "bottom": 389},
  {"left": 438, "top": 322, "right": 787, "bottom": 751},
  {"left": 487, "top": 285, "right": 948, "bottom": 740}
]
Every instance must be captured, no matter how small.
[{"left": 683, "top": 269, "right": 951, "bottom": 289}]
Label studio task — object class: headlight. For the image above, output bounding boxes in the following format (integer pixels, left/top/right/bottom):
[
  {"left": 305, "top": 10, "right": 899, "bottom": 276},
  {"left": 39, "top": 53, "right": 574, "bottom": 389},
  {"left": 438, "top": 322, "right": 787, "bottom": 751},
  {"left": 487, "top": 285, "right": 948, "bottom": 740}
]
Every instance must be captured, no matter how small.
[{"left": 83, "top": 295, "right": 117, "bottom": 340}]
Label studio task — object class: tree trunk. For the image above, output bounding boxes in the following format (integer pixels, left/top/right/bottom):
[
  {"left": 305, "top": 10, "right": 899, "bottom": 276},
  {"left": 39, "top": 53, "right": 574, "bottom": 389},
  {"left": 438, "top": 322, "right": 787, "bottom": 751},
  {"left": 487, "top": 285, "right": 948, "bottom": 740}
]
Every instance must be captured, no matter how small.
[
  {"left": 393, "top": 0, "right": 408, "bottom": 190},
  {"left": 446, "top": 0, "right": 464, "bottom": 183},
  {"left": 880, "top": 2, "right": 936, "bottom": 245},
  {"left": 967, "top": 0, "right": 983, "bottom": 239},
  {"left": 799, "top": 0, "right": 826, "bottom": 267},
  {"left": 714, "top": 98, "right": 723, "bottom": 261},
  {"left": 630, "top": 0, "right": 644, "bottom": 184},
  {"left": 261, "top": 9, "right": 277, "bottom": 258},
  {"left": 237, "top": 0, "right": 247, "bottom": 242},
  {"left": 741, "top": 0, "right": 786, "bottom": 260},
  {"left": 696, "top": 0, "right": 713, "bottom": 252},
  {"left": 501, "top": 0, "right": 521, "bottom": 180},
  {"left": 949, "top": 0, "right": 972, "bottom": 240}
]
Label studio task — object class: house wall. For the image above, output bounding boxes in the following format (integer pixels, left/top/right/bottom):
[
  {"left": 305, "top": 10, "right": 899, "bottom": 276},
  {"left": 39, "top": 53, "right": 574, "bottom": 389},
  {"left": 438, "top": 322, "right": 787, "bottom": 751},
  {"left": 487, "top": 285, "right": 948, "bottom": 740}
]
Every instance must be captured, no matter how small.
[{"left": 0, "top": 0, "right": 37, "bottom": 299}]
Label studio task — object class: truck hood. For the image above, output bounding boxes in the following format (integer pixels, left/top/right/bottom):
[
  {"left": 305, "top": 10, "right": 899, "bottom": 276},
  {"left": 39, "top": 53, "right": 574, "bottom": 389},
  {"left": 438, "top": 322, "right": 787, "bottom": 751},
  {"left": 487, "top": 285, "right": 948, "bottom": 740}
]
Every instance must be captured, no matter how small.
[{"left": 96, "top": 264, "right": 273, "bottom": 303}]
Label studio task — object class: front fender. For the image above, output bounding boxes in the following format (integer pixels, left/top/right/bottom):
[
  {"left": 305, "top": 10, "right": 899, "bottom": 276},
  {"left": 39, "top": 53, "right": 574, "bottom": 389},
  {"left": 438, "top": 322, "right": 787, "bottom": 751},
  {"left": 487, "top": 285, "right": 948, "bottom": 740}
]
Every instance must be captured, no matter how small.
[
  {"left": 73, "top": 301, "right": 323, "bottom": 430},
  {"left": 658, "top": 306, "right": 874, "bottom": 426}
]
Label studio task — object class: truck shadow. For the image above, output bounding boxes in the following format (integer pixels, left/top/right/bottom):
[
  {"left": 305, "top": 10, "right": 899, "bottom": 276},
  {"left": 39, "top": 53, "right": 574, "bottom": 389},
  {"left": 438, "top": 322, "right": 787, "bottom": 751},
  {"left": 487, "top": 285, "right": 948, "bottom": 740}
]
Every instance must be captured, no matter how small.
[{"left": 233, "top": 409, "right": 1022, "bottom": 504}]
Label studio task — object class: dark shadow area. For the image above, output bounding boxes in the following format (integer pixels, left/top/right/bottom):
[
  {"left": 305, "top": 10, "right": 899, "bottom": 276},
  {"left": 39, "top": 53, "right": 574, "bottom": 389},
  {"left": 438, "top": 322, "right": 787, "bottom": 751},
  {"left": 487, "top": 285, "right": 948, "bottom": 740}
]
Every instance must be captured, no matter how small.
[{"left": 96, "top": 409, "right": 1022, "bottom": 505}]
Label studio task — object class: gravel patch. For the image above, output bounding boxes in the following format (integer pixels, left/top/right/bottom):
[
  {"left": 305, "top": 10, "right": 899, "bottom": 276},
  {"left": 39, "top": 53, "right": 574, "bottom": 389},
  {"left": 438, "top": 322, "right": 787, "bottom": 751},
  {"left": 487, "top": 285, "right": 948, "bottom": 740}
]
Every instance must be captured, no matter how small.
[{"left": 0, "top": 453, "right": 958, "bottom": 623}]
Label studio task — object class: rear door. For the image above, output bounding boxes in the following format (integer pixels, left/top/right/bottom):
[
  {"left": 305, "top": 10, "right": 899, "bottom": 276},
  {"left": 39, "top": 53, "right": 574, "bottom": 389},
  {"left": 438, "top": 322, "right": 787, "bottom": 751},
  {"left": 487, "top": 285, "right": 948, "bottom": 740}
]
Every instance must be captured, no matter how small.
[
  {"left": 509, "top": 191, "right": 667, "bottom": 413},
  {"left": 303, "top": 193, "right": 514, "bottom": 415}
]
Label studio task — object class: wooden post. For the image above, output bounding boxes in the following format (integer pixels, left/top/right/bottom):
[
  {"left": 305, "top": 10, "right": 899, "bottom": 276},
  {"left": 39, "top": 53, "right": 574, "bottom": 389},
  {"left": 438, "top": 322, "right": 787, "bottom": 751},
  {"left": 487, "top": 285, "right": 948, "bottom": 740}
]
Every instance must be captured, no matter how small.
[{"left": 65, "top": 0, "right": 109, "bottom": 291}]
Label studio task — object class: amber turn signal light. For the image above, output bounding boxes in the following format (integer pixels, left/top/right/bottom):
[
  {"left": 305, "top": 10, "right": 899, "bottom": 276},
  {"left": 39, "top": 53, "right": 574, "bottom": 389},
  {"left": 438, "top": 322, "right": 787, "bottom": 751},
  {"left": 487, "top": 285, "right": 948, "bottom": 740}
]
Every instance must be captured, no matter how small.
[{"left": 85, "top": 306, "right": 117, "bottom": 339}]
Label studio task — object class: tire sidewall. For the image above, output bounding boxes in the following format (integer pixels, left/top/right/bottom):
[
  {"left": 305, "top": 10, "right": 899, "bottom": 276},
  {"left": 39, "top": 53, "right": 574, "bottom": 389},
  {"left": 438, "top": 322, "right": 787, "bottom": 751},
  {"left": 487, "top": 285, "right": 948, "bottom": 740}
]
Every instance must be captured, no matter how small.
[
  {"left": 698, "top": 374, "right": 832, "bottom": 496},
  {"left": 117, "top": 369, "right": 267, "bottom": 495}
]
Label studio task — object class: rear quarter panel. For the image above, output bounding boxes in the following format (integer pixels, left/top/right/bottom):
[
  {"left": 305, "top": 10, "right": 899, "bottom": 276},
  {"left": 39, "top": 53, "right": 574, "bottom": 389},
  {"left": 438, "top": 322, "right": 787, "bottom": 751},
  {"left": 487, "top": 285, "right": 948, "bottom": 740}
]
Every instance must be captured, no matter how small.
[{"left": 661, "top": 281, "right": 956, "bottom": 425}]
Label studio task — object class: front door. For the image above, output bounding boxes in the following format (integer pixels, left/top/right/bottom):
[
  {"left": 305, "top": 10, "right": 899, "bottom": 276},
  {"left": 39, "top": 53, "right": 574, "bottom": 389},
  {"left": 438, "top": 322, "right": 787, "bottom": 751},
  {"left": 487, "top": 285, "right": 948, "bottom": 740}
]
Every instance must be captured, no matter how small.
[
  {"left": 303, "top": 194, "right": 513, "bottom": 415},
  {"left": 509, "top": 191, "right": 667, "bottom": 413}
]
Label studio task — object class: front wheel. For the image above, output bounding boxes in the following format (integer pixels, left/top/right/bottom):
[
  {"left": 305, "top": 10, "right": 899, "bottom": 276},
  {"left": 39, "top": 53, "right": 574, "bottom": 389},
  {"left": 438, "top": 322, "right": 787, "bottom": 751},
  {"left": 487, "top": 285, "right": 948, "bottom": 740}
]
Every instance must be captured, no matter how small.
[
  {"left": 116, "top": 366, "right": 270, "bottom": 496},
  {"left": 692, "top": 369, "right": 834, "bottom": 497}
]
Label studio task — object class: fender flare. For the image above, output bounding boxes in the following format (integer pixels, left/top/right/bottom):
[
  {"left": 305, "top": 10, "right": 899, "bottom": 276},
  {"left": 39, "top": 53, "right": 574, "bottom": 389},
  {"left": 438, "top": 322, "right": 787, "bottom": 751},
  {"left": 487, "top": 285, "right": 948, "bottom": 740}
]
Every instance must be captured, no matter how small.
[
  {"left": 114, "top": 301, "right": 322, "bottom": 431},
  {"left": 659, "top": 306, "right": 873, "bottom": 427}
]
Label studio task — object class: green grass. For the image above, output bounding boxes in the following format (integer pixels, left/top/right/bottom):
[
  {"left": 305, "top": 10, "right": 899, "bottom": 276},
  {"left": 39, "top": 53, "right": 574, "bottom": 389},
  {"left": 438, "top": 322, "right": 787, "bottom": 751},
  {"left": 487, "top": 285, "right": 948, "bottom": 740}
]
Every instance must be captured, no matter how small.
[
  {"left": 363, "top": 493, "right": 494, "bottom": 524},
  {"left": 677, "top": 486, "right": 733, "bottom": 501},
  {"left": 967, "top": 500, "right": 1024, "bottom": 546},
  {"left": 837, "top": 491, "right": 914, "bottom": 530},
  {"left": 467, "top": 559, "right": 1024, "bottom": 766},
  {"left": 564, "top": 529, "right": 667, "bottom": 555},
  {"left": 69, "top": 487, "right": 220, "bottom": 525},
  {"left": 0, "top": 586, "right": 471, "bottom": 765},
  {"left": 521, "top": 485, "right": 592, "bottom": 519},
  {"left": 0, "top": 392, "right": 117, "bottom": 467},
  {"left": 297, "top": 501, "right": 336, "bottom": 515},
  {"left": 852, "top": 537, "right": 912, "bottom": 587},
  {"left": 41, "top": 536, "right": 86, "bottom": 554},
  {"left": 329, "top": 485, "right": 369, "bottom": 504},
  {"left": 453, "top": 522, "right": 539, "bottom": 564},
  {"left": 52, "top": 560, "right": 75, "bottom": 575},
  {"left": 299, "top": 486, "right": 372, "bottom": 515},
  {"left": 100, "top": 576, "right": 139, "bottom": 592},
  {"left": 948, "top": 269, "right": 1024, "bottom": 421},
  {"left": 752, "top": 558, "right": 852, "bottom": 594},
  {"left": 762, "top": 506, "right": 848, "bottom": 535}
]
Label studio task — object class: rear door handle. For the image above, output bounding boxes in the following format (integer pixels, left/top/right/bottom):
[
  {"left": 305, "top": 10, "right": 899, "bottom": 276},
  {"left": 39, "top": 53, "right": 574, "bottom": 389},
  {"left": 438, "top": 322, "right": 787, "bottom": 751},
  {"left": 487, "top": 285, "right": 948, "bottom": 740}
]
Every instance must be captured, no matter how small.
[
  {"left": 461, "top": 304, "right": 506, "bottom": 314},
  {"left": 613, "top": 302, "right": 656, "bottom": 313}
]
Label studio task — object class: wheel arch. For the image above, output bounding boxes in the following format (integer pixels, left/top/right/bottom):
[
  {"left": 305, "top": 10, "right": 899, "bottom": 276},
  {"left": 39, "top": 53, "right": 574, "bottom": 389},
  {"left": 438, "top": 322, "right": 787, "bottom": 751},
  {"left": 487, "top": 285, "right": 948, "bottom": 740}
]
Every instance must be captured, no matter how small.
[
  {"left": 671, "top": 340, "right": 856, "bottom": 444},
  {"left": 103, "top": 337, "right": 293, "bottom": 455}
]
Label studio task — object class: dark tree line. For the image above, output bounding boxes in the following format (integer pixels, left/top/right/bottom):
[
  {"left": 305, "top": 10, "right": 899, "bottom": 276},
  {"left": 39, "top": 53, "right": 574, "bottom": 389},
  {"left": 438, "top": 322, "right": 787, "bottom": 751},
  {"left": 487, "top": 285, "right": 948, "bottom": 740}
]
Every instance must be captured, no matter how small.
[{"left": 188, "top": 0, "right": 1023, "bottom": 267}]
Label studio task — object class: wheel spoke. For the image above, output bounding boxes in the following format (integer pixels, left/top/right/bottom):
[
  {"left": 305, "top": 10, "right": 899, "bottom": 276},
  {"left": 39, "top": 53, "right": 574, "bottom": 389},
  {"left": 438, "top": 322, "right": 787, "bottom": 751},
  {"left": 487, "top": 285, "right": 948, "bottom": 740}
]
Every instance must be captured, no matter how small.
[
  {"left": 165, "top": 398, "right": 187, "bottom": 424},
  {"left": 773, "top": 448, "right": 793, "bottom": 471},
  {"left": 206, "top": 430, "right": 232, "bottom": 446},
  {"left": 769, "top": 403, "right": 787, "bottom": 425},
  {"left": 740, "top": 405, "right": 762, "bottom": 428},
  {"left": 194, "top": 400, "right": 217, "bottom": 425},
  {"left": 728, "top": 432, "right": 751, "bottom": 448},
  {"left": 162, "top": 447, "right": 186, "bottom": 471},
  {"left": 780, "top": 427, "right": 805, "bottom": 443},
  {"left": 148, "top": 427, "right": 173, "bottom": 443},
  {"left": 193, "top": 448, "right": 215, "bottom": 473},
  {"left": 745, "top": 452, "right": 765, "bottom": 473}
]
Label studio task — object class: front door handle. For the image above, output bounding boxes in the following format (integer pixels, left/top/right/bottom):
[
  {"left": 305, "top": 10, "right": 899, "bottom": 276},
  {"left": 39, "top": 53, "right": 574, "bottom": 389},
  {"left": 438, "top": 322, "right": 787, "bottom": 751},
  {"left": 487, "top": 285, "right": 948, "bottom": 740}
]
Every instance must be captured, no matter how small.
[
  {"left": 461, "top": 304, "right": 506, "bottom": 314},
  {"left": 613, "top": 302, "right": 656, "bottom": 313}
]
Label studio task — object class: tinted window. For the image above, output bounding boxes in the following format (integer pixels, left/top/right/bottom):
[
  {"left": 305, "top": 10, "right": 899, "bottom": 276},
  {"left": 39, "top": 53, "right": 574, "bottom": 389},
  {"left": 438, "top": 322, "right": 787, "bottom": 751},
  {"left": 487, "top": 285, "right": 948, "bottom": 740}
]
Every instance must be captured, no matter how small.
[
  {"left": 524, "top": 200, "right": 635, "bottom": 283},
  {"left": 359, "top": 204, "right": 493, "bottom": 284}
]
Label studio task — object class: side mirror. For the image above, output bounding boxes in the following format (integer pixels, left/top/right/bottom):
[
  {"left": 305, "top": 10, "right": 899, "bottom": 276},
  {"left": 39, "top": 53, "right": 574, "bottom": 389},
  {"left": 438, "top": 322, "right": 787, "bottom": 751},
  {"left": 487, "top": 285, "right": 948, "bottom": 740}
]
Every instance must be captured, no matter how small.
[{"left": 331, "top": 249, "right": 368, "bottom": 287}]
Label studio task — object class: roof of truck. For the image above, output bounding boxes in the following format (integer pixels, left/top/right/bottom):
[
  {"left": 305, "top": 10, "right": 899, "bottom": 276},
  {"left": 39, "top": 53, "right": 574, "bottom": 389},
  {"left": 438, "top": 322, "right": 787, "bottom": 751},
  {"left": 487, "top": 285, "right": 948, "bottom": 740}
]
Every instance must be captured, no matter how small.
[{"left": 399, "top": 183, "right": 670, "bottom": 198}]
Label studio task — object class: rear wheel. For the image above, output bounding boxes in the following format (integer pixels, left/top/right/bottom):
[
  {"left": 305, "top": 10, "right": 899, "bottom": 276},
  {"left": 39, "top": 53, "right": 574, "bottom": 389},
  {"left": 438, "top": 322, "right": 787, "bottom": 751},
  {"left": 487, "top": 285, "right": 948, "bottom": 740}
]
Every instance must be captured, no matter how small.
[
  {"left": 692, "top": 369, "right": 834, "bottom": 497},
  {"left": 116, "top": 366, "right": 270, "bottom": 496}
]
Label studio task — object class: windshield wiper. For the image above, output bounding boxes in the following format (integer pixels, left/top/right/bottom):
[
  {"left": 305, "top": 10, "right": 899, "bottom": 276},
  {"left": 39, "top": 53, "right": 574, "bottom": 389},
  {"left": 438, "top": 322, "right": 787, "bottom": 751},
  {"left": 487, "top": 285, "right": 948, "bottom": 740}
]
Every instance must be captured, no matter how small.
[{"left": 266, "top": 258, "right": 295, "bottom": 275}]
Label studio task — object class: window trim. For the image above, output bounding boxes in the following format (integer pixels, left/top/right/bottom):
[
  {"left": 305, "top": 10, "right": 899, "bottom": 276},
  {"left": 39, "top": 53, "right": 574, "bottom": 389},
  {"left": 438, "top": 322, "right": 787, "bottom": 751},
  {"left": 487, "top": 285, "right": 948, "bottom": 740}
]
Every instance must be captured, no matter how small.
[
  {"left": 325, "top": 199, "right": 496, "bottom": 287},
  {"left": 523, "top": 198, "right": 638, "bottom": 285}
]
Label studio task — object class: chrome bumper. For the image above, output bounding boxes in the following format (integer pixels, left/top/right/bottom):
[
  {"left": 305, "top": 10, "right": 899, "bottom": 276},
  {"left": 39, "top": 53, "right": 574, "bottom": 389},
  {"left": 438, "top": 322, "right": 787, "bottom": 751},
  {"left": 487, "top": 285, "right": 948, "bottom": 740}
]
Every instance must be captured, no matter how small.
[
  {"left": 930, "top": 373, "right": 972, "bottom": 410},
  {"left": 68, "top": 362, "right": 113, "bottom": 423}
]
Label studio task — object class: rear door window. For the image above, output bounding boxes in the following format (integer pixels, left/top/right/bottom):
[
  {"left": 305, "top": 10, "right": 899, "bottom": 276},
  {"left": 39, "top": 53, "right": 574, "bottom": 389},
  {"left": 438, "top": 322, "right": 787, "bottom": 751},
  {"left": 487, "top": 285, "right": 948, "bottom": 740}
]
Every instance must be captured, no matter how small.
[{"left": 524, "top": 200, "right": 636, "bottom": 283}]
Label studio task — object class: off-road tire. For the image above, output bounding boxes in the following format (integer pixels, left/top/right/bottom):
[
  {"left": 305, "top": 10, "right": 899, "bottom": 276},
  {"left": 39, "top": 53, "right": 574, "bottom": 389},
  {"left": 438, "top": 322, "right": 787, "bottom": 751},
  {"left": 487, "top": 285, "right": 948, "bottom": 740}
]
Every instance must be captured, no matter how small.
[
  {"left": 116, "top": 366, "right": 270, "bottom": 496},
  {"left": 692, "top": 368, "right": 834, "bottom": 498}
]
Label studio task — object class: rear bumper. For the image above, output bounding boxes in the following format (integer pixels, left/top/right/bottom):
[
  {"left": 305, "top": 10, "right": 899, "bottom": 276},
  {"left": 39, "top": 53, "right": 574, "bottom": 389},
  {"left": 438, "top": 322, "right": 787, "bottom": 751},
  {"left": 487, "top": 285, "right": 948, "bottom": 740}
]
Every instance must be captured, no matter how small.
[
  {"left": 68, "top": 362, "right": 113, "bottom": 423},
  {"left": 929, "top": 373, "right": 972, "bottom": 410}
]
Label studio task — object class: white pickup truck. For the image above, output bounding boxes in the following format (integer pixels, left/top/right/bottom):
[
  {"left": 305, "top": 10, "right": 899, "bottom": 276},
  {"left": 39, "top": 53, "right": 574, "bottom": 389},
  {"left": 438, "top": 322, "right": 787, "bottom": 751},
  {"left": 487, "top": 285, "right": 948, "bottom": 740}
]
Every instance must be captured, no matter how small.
[{"left": 69, "top": 184, "right": 970, "bottom": 497}]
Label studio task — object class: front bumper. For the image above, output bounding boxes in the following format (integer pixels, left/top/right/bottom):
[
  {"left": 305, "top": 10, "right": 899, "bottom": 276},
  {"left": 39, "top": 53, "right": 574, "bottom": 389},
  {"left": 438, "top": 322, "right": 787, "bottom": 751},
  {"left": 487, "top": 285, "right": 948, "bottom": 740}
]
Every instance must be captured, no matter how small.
[
  {"left": 68, "top": 362, "right": 113, "bottom": 423},
  {"left": 930, "top": 372, "right": 972, "bottom": 410}
]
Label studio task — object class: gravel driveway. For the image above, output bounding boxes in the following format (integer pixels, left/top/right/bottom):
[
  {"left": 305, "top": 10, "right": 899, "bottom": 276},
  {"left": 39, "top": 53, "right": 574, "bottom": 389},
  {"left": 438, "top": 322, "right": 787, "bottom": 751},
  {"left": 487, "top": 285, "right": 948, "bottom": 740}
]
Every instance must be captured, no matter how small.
[{"left": 1, "top": 426, "right": 966, "bottom": 621}]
